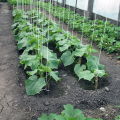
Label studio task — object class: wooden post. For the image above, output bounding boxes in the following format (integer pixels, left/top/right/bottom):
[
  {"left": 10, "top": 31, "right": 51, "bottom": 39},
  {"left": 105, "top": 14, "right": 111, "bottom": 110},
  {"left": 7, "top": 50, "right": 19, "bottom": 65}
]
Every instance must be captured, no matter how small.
[
  {"left": 118, "top": 4, "right": 120, "bottom": 26},
  {"left": 87, "top": 0, "right": 94, "bottom": 19}
]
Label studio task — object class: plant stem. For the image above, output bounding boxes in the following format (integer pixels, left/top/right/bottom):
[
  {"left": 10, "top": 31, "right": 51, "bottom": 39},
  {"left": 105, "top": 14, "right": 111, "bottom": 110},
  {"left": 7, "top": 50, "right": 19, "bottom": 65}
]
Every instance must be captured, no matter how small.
[{"left": 95, "top": 77, "right": 98, "bottom": 89}]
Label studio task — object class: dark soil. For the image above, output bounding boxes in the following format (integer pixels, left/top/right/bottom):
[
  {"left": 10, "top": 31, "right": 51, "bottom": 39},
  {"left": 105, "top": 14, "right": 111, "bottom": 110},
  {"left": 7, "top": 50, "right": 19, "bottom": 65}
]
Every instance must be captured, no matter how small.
[{"left": 0, "top": 3, "right": 120, "bottom": 120}]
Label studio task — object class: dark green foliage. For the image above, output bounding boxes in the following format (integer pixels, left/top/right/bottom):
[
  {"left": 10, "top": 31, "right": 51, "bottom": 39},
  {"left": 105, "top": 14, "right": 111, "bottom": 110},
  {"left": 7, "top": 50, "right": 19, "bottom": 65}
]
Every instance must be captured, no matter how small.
[
  {"left": 38, "top": 2, "right": 120, "bottom": 54},
  {"left": 38, "top": 104, "right": 103, "bottom": 120},
  {"left": 12, "top": 9, "right": 106, "bottom": 95}
]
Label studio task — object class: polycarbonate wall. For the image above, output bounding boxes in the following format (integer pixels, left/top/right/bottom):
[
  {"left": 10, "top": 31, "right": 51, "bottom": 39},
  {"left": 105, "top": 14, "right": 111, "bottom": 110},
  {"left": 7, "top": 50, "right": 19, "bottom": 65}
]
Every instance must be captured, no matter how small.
[
  {"left": 66, "top": 0, "right": 76, "bottom": 8},
  {"left": 58, "top": 0, "right": 62, "bottom": 3},
  {"left": 76, "top": 0, "right": 88, "bottom": 11},
  {"left": 54, "top": 0, "right": 120, "bottom": 20},
  {"left": 93, "top": 0, "right": 120, "bottom": 20}
]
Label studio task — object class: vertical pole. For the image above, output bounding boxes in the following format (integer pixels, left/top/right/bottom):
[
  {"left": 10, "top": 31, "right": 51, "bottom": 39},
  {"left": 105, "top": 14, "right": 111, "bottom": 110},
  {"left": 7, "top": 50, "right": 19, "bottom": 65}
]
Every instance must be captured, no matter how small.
[
  {"left": 87, "top": 0, "right": 94, "bottom": 19},
  {"left": 63, "top": 0, "right": 66, "bottom": 7},
  {"left": 118, "top": 4, "right": 120, "bottom": 26},
  {"left": 75, "top": 0, "right": 78, "bottom": 12}
]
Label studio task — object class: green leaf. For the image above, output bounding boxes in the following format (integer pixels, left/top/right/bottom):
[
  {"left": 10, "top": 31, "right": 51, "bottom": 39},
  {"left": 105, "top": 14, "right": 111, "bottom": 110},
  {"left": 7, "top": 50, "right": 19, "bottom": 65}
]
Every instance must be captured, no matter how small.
[
  {"left": 59, "top": 44, "right": 70, "bottom": 52},
  {"left": 48, "top": 60, "right": 60, "bottom": 69},
  {"left": 62, "top": 104, "right": 86, "bottom": 120},
  {"left": 55, "top": 34, "right": 65, "bottom": 41},
  {"left": 50, "top": 114, "right": 65, "bottom": 120},
  {"left": 74, "top": 64, "right": 94, "bottom": 81},
  {"left": 87, "top": 55, "right": 105, "bottom": 72},
  {"left": 38, "top": 114, "right": 65, "bottom": 120},
  {"left": 72, "top": 48, "right": 86, "bottom": 57},
  {"left": 40, "top": 46, "right": 58, "bottom": 61},
  {"left": 38, "top": 114, "right": 54, "bottom": 120},
  {"left": 17, "top": 37, "right": 28, "bottom": 50},
  {"left": 61, "top": 51, "right": 74, "bottom": 66},
  {"left": 50, "top": 71, "right": 61, "bottom": 81},
  {"left": 20, "top": 54, "right": 40, "bottom": 70},
  {"left": 115, "top": 115, "right": 120, "bottom": 120},
  {"left": 94, "top": 69, "right": 106, "bottom": 77},
  {"left": 25, "top": 75, "right": 46, "bottom": 95},
  {"left": 58, "top": 39, "right": 67, "bottom": 46},
  {"left": 72, "top": 45, "right": 97, "bottom": 57},
  {"left": 27, "top": 69, "right": 38, "bottom": 76}
]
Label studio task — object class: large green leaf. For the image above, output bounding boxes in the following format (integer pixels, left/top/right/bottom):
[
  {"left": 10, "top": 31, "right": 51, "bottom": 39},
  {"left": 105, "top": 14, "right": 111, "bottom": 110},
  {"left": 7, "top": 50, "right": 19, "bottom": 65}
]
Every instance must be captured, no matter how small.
[
  {"left": 61, "top": 51, "right": 74, "bottom": 66},
  {"left": 87, "top": 55, "right": 105, "bottom": 72},
  {"left": 20, "top": 54, "right": 40, "bottom": 70},
  {"left": 55, "top": 34, "right": 65, "bottom": 41},
  {"left": 72, "top": 45, "right": 97, "bottom": 57},
  {"left": 94, "top": 69, "right": 106, "bottom": 77},
  {"left": 74, "top": 64, "right": 94, "bottom": 81},
  {"left": 50, "top": 71, "right": 61, "bottom": 81},
  {"left": 25, "top": 75, "right": 46, "bottom": 95},
  {"left": 38, "top": 114, "right": 65, "bottom": 120},
  {"left": 48, "top": 59, "right": 60, "bottom": 69},
  {"left": 59, "top": 44, "right": 70, "bottom": 52},
  {"left": 72, "top": 48, "right": 86, "bottom": 57},
  {"left": 62, "top": 104, "right": 86, "bottom": 120},
  {"left": 40, "top": 46, "right": 58, "bottom": 61},
  {"left": 115, "top": 115, "right": 120, "bottom": 120}
]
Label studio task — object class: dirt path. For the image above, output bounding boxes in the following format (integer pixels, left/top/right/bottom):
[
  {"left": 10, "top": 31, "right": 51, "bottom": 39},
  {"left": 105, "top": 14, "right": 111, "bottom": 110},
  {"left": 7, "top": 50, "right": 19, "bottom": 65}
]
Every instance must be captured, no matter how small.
[{"left": 0, "top": 3, "right": 31, "bottom": 120}]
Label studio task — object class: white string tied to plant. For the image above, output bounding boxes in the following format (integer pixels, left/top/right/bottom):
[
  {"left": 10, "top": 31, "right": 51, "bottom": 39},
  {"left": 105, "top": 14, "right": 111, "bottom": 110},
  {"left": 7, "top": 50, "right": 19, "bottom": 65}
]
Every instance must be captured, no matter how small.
[
  {"left": 16, "top": 0, "right": 18, "bottom": 9},
  {"left": 66, "top": 1, "right": 71, "bottom": 40},
  {"left": 71, "top": 0, "right": 77, "bottom": 36},
  {"left": 61, "top": 0, "right": 65, "bottom": 30},
  {"left": 45, "top": 0, "right": 52, "bottom": 92},
  {"left": 81, "top": 10, "right": 86, "bottom": 44},
  {"left": 98, "top": 17, "right": 108, "bottom": 63},
  {"left": 91, "top": 13, "right": 97, "bottom": 46}
]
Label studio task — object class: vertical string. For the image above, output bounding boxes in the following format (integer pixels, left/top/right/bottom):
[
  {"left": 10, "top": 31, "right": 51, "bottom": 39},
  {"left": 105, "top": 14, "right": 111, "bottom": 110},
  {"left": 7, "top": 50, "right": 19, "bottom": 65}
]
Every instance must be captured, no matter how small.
[
  {"left": 91, "top": 13, "right": 97, "bottom": 46},
  {"left": 66, "top": 1, "right": 71, "bottom": 40},
  {"left": 81, "top": 11, "right": 85, "bottom": 44},
  {"left": 46, "top": 0, "right": 52, "bottom": 92},
  {"left": 72, "top": 0, "right": 77, "bottom": 36},
  {"left": 16, "top": 0, "right": 18, "bottom": 9},
  {"left": 98, "top": 18, "right": 107, "bottom": 63}
]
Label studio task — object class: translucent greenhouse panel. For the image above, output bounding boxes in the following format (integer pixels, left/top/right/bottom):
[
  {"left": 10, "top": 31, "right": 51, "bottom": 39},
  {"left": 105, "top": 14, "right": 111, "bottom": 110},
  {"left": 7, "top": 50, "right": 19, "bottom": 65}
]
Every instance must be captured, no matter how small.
[
  {"left": 93, "top": 0, "right": 120, "bottom": 20},
  {"left": 66, "top": 0, "right": 76, "bottom": 7},
  {"left": 77, "top": 0, "right": 88, "bottom": 11},
  {"left": 57, "top": 0, "right": 62, "bottom": 3}
]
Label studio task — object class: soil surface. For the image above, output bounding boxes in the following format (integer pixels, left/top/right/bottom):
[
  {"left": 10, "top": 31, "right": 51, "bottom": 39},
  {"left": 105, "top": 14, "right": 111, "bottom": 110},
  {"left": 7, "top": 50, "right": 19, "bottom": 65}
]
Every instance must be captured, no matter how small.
[{"left": 0, "top": 2, "right": 120, "bottom": 120}]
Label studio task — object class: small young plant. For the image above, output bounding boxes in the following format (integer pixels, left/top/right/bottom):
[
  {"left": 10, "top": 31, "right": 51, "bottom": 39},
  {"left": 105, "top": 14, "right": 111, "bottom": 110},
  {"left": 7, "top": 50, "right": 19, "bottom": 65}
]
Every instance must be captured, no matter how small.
[{"left": 38, "top": 104, "right": 103, "bottom": 120}]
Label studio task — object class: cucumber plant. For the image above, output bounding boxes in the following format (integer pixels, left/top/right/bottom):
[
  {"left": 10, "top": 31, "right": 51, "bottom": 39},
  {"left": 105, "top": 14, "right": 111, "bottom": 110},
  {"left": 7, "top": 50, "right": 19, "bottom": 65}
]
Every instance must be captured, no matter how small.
[
  {"left": 38, "top": 104, "right": 103, "bottom": 120},
  {"left": 12, "top": 9, "right": 107, "bottom": 95},
  {"left": 32, "top": 12, "right": 106, "bottom": 89},
  {"left": 12, "top": 10, "right": 61, "bottom": 95}
]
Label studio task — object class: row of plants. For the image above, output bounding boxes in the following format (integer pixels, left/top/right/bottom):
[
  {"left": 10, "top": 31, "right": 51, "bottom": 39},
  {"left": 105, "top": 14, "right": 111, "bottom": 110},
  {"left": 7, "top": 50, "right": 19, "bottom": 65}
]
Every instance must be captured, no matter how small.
[
  {"left": 12, "top": 9, "right": 62, "bottom": 95},
  {"left": 38, "top": 1, "right": 120, "bottom": 54},
  {"left": 8, "top": 0, "right": 31, "bottom": 5},
  {"left": 38, "top": 104, "right": 120, "bottom": 120},
  {"left": 12, "top": 9, "right": 106, "bottom": 95}
]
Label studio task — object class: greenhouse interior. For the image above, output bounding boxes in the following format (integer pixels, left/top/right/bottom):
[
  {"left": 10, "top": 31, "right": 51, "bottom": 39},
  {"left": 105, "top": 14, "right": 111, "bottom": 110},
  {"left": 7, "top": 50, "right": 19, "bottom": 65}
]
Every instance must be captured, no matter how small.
[{"left": 0, "top": 0, "right": 120, "bottom": 120}]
